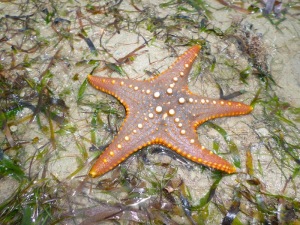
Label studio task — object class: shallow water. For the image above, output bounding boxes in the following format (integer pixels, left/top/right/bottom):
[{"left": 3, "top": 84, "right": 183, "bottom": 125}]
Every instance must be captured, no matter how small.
[{"left": 0, "top": 1, "right": 299, "bottom": 224}]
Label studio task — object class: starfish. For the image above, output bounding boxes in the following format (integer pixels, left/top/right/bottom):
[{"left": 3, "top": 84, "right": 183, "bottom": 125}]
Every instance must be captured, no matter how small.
[{"left": 88, "top": 45, "right": 253, "bottom": 178}]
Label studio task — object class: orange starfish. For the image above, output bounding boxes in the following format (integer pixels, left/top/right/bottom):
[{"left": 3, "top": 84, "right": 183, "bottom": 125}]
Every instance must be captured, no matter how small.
[{"left": 88, "top": 45, "right": 253, "bottom": 178}]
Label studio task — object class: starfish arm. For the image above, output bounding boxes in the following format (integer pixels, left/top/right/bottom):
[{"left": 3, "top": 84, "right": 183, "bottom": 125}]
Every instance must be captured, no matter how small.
[
  {"left": 154, "top": 45, "right": 201, "bottom": 88},
  {"left": 162, "top": 125, "right": 236, "bottom": 173},
  {"left": 188, "top": 96, "right": 253, "bottom": 127},
  {"left": 89, "top": 116, "right": 157, "bottom": 178},
  {"left": 88, "top": 75, "right": 150, "bottom": 109}
]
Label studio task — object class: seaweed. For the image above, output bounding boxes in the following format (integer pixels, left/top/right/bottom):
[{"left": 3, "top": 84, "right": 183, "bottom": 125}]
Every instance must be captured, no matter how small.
[{"left": 0, "top": 0, "right": 299, "bottom": 224}]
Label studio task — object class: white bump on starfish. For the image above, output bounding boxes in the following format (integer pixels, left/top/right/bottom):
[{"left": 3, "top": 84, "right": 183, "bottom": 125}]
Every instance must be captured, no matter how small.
[
  {"left": 163, "top": 113, "right": 168, "bottom": 120},
  {"left": 180, "top": 72, "right": 184, "bottom": 76},
  {"left": 156, "top": 106, "right": 163, "bottom": 113},
  {"left": 173, "top": 77, "right": 178, "bottom": 82},
  {"left": 146, "top": 89, "right": 151, "bottom": 94},
  {"left": 169, "top": 83, "right": 175, "bottom": 88},
  {"left": 134, "top": 86, "right": 139, "bottom": 91},
  {"left": 138, "top": 123, "right": 143, "bottom": 129},
  {"left": 189, "top": 98, "right": 194, "bottom": 103},
  {"left": 168, "top": 109, "right": 175, "bottom": 116},
  {"left": 125, "top": 136, "right": 130, "bottom": 141},
  {"left": 174, "top": 118, "right": 180, "bottom": 123},
  {"left": 178, "top": 97, "right": 185, "bottom": 104},
  {"left": 167, "top": 88, "right": 173, "bottom": 94},
  {"left": 180, "top": 129, "right": 186, "bottom": 135},
  {"left": 154, "top": 91, "right": 160, "bottom": 98},
  {"left": 148, "top": 113, "right": 154, "bottom": 118}
]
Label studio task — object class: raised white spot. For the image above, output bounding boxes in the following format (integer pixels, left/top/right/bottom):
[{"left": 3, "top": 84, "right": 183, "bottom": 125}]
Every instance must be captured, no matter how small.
[
  {"left": 180, "top": 72, "right": 184, "bottom": 76},
  {"left": 184, "top": 63, "right": 189, "bottom": 68},
  {"left": 213, "top": 100, "right": 216, "bottom": 104},
  {"left": 120, "top": 81, "right": 124, "bottom": 86},
  {"left": 178, "top": 123, "right": 182, "bottom": 127},
  {"left": 206, "top": 99, "right": 209, "bottom": 103},
  {"left": 169, "top": 83, "right": 175, "bottom": 88},
  {"left": 168, "top": 109, "right": 175, "bottom": 116},
  {"left": 129, "top": 84, "right": 132, "bottom": 88},
  {"left": 138, "top": 123, "right": 143, "bottom": 129},
  {"left": 117, "top": 144, "right": 122, "bottom": 149},
  {"left": 163, "top": 113, "right": 168, "bottom": 120},
  {"left": 180, "top": 129, "right": 186, "bottom": 135},
  {"left": 189, "top": 98, "right": 194, "bottom": 103},
  {"left": 125, "top": 136, "right": 130, "bottom": 141},
  {"left": 156, "top": 106, "right": 163, "bottom": 113},
  {"left": 179, "top": 97, "right": 185, "bottom": 104},
  {"left": 133, "top": 130, "right": 137, "bottom": 133},
  {"left": 154, "top": 91, "right": 160, "bottom": 98},
  {"left": 148, "top": 113, "right": 154, "bottom": 118},
  {"left": 221, "top": 101, "right": 224, "bottom": 105},
  {"left": 173, "top": 77, "right": 178, "bottom": 82},
  {"left": 134, "top": 86, "right": 139, "bottom": 91},
  {"left": 167, "top": 88, "right": 172, "bottom": 94},
  {"left": 190, "top": 139, "right": 195, "bottom": 144},
  {"left": 146, "top": 89, "right": 151, "bottom": 94},
  {"left": 174, "top": 118, "right": 180, "bottom": 123},
  {"left": 201, "top": 99, "right": 205, "bottom": 104}
]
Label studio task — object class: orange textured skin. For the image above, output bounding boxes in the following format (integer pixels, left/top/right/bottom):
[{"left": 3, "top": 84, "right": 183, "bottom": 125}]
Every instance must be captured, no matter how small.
[{"left": 88, "top": 45, "right": 253, "bottom": 178}]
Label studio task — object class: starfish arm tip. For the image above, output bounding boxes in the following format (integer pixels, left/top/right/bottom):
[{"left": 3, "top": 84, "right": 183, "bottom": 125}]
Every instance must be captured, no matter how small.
[
  {"left": 89, "top": 170, "right": 99, "bottom": 178},
  {"left": 193, "top": 45, "right": 201, "bottom": 51},
  {"left": 250, "top": 105, "right": 254, "bottom": 111},
  {"left": 228, "top": 167, "right": 237, "bottom": 174}
]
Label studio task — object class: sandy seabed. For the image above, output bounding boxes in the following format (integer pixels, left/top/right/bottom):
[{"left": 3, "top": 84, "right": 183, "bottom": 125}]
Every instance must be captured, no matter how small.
[{"left": 0, "top": 0, "right": 299, "bottom": 224}]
